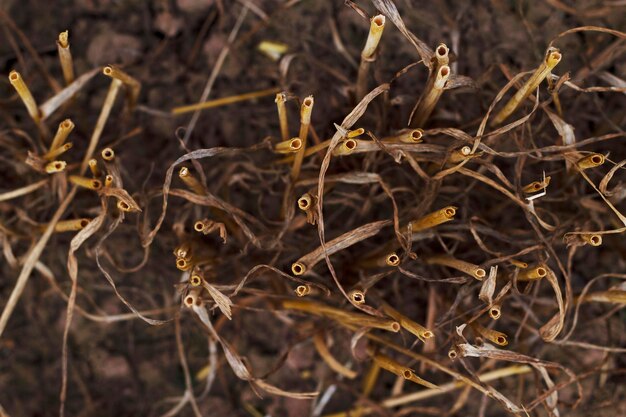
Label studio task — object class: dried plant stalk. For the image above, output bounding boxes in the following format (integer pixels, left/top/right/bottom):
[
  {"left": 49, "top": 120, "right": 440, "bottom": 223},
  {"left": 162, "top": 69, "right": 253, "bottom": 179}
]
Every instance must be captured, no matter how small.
[
  {"left": 281, "top": 299, "right": 400, "bottom": 332},
  {"left": 356, "top": 15, "right": 386, "bottom": 100},
  {"left": 0, "top": 179, "right": 48, "bottom": 202},
  {"left": 370, "top": 351, "right": 439, "bottom": 389},
  {"left": 88, "top": 159, "right": 101, "bottom": 177},
  {"left": 332, "top": 138, "right": 359, "bottom": 156},
  {"left": 290, "top": 96, "right": 314, "bottom": 181},
  {"left": 579, "top": 290, "right": 626, "bottom": 305},
  {"left": 581, "top": 233, "right": 602, "bottom": 246},
  {"left": 274, "top": 138, "right": 302, "bottom": 154},
  {"left": 291, "top": 219, "right": 391, "bottom": 275},
  {"left": 382, "top": 303, "right": 433, "bottom": 342},
  {"left": 411, "top": 64, "right": 451, "bottom": 127},
  {"left": 449, "top": 146, "right": 472, "bottom": 163},
  {"left": 489, "top": 303, "right": 502, "bottom": 320},
  {"left": 184, "top": 288, "right": 202, "bottom": 308},
  {"left": 492, "top": 48, "right": 562, "bottom": 126},
  {"left": 44, "top": 218, "right": 90, "bottom": 233},
  {"left": 471, "top": 322, "right": 509, "bottom": 346},
  {"left": 103, "top": 65, "right": 140, "bottom": 111},
  {"left": 44, "top": 143, "right": 72, "bottom": 160},
  {"left": 49, "top": 119, "right": 74, "bottom": 152},
  {"left": 347, "top": 128, "right": 365, "bottom": 138},
  {"left": 179, "top": 167, "right": 205, "bottom": 195},
  {"left": 171, "top": 87, "right": 279, "bottom": 114},
  {"left": 68, "top": 175, "right": 102, "bottom": 190},
  {"left": 81, "top": 79, "right": 122, "bottom": 173},
  {"left": 517, "top": 264, "right": 548, "bottom": 281},
  {"left": 409, "top": 42, "right": 450, "bottom": 127},
  {"left": 313, "top": 332, "right": 357, "bottom": 379},
  {"left": 8, "top": 70, "right": 40, "bottom": 123},
  {"left": 383, "top": 129, "right": 424, "bottom": 144},
  {"left": 577, "top": 153, "right": 605, "bottom": 170},
  {"left": 523, "top": 176, "right": 551, "bottom": 194},
  {"left": 101, "top": 148, "right": 115, "bottom": 161},
  {"left": 275, "top": 92, "right": 289, "bottom": 141},
  {"left": 189, "top": 274, "right": 203, "bottom": 287},
  {"left": 45, "top": 161, "right": 67, "bottom": 174},
  {"left": 425, "top": 254, "right": 486, "bottom": 280},
  {"left": 57, "top": 30, "right": 74, "bottom": 85},
  {"left": 409, "top": 206, "right": 457, "bottom": 232},
  {"left": 349, "top": 289, "right": 366, "bottom": 305}
]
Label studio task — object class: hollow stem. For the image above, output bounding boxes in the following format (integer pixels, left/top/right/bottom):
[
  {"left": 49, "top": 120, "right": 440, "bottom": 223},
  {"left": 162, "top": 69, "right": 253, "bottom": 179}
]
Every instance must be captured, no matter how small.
[
  {"left": 275, "top": 92, "right": 289, "bottom": 141},
  {"left": 57, "top": 30, "right": 74, "bottom": 85},
  {"left": 382, "top": 303, "right": 433, "bottom": 342},
  {"left": 409, "top": 206, "right": 457, "bottom": 232},
  {"left": 88, "top": 159, "right": 101, "bottom": 177},
  {"left": 517, "top": 264, "right": 547, "bottom": 281},
  {"left": 491, "top": 48, "right": 562, "bottom": 126},
  {"left": 171, "top": 87, "right": 280, "bottom": 115},
  {"left": 179, "top": 167, "right": 205, "bottom": 195},
  {"left": 281, "top": 299, "right": 400, "bottom": 332},
  {"left": 471, "top": 322, "right": 508, "bottom": 346},
  {"left": 9, "top": 70, "right": 40, "bottom": 123},
  {"left": 101, "top": 147, "right": 115, "bottom": 161},
  {"left": 332, "top": 138, "right": 359, "bottom": 156},
  {"left": 290, "top": 96, "right": 314, "bottom": 182},
  {"left": 274, "top": 137, "right": 302, "bottom": 154},
  {"left": 43, "top": 218, "right": 90, "bottom": 233},
  {"left": 410, "top": 64, "right": 450, "bottom": 127},
  {"left": 577, "top": 153, "right": 605, "bottom": 170},
  {"left": 356, "top": 15, "right": 385, "bottom": 100},
  {"left": 103, "top": 65, "right": 141, "bottom": 111},
  {"left": 45, "top": 161, "right": 67, "bottom": 174},
  {"left": 43, "top": 143, "right": 72, "bottom": 160},
  {"left": 370, "top": 350, "right": 439, "bottom": 389},
  {"left": 68, "top": 175, "right": 102, "bottom": 190},
  {"left": 48, "top": 119, "right": 74, "bottom": 153},
  {"left": 425, "top": 254, "right": 486, "bottom": 280},
  {"left": 383, "top": 129, "right": 423, "bottom": 144}
]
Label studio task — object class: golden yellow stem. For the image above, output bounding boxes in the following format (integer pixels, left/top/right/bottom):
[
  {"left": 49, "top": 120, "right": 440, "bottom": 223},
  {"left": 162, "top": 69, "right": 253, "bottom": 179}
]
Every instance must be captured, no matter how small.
[
  {"left": 356, "top": 15, "right": 386, "bottom": 100},
  {"left": 383, "top": 129, "right": 424, "bottom": 144},
  {"left": 332, "top": 138, "right": 359, "bottom": 156},
  {"left": 409, "top": 206, "right": 457, "bottom": 232},
  {"left": 471, "top": 322, "right": 508, "bottom": 346},
  {"left": 492, "top": 48, "right": 562, "bottom": 126},
  {"left": 382, "top": 303, "right": 433, "bottom": 342},
  {"left": 57, "top": 31, "right": 74, "bottom": 85},
  {"left": 349, "top": 289, "right": 366, "bottom": 305},
  {"left": 281, "top": 299, "right": 400, "bottom": 332},
  {"left": 49, "top": 119, "right": 74, "bottom": 152},
  {"left": 81, "top": 79, "right": 123, "bottom": 173},
  {"left": 275, "top": 92, "right": 290, "bottom": 141},
  {"left": 579, "top": 290, "right": 626, "bottom": 305},
  {"left": 577, "top": 153, "right": 605, "bottom": 170},
  {"left": 104, "top": 175, "right": 114, "bottom": 187},
  {"left": 371, "top": 351, "right": 439, "bottom": 389},
  {"left": 88, "top": 159, "right": 101, "bottom": 177},
  {"left": 189, "top": 274, "right": 203, "bottom": 287},
  {"left": 517, "top": 264, "right": 548, "bottom": 281},
  {"left": 274, "top": 137, "right": 302, "bottom": 154},
  {"left": 411, "top": 64, "right": 450, "bottom": 127},
  {"left": 101, "top": 147, "right": 115, "bottom": 161},
  {"left": 171, "top": 87, "right": 280, "bottom": 114},
  {"left": 69, "top": 175, "right": 102, "bottom": 190},
  {"left": 290, "top": 96, "right": 314, "bottom": 181},
  {"left": 43, "top": 218, "right": 90, "bottom": 233},
  {"left": 425, "top": 254, "right": 486, "bottom": 280},
  {"left": 523, "top": 176, "right": 551, "bottom": 194},
  {"left": 9, "top": 70, "right": 40, "bottom": 123},
  {"left": 103, "top": 65, "right": 140, "bottom": 111},
  {"left": 45, "top": 160, "right": 67, "bottom": 174},
  {"left": 43, "top": 143, "right": 72, "bottom": 160},
  {"left": 178, "top": 167, "right": 205, "bottom": 195},
  {"left": 581, "top": 233, "right": 602, "bottom": 246}
]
